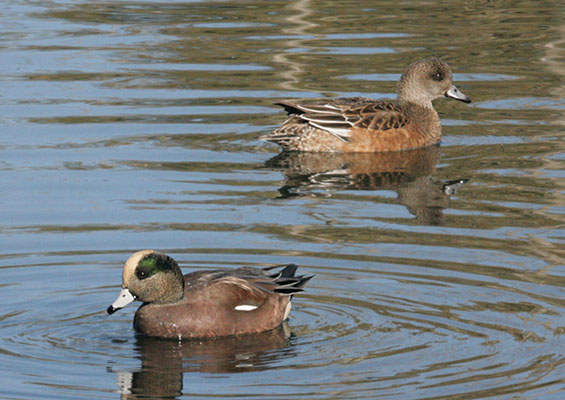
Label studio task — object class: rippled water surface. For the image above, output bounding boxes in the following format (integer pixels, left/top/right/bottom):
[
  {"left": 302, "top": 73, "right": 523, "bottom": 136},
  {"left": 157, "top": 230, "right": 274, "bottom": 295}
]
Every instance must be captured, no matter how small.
[{"left": 1, "top": 1, "right": 564, "bottom": 399}]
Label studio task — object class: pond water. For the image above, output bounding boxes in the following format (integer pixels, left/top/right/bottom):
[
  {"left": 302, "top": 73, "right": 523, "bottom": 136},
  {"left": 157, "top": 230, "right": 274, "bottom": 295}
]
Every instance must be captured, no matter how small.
[{"left": 1, "top": 0, "right": 564, "bottom": 399}]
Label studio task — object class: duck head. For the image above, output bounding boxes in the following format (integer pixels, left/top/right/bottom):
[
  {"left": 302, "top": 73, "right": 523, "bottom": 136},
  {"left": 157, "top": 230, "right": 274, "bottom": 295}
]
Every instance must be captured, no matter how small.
[{"left": 107, "top": 250, "right": 185, "bottom": 314}]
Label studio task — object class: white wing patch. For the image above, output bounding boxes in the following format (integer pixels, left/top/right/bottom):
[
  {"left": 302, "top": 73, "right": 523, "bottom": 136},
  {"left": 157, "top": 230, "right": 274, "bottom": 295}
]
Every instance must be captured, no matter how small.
[
  {"left": 299, "top": 103, "right": 343, "bottom": 113},
  {"left": 235, "top": 304, "right": 258, "bottom": 311},
  {"left": 308, "top": 121, "right": 351, "bottom": 141}
]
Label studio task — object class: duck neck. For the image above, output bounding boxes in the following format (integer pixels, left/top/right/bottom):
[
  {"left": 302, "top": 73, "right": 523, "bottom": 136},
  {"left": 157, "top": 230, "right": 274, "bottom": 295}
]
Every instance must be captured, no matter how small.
[
  {"left": 401, "top": 101, "right": 442, "bottom": 142},
  {"left": 162, "top": 281, "right": 185, "bottom": 304},
  {"left": 150, "top": 271, "right": 185, "bottom": 304}
]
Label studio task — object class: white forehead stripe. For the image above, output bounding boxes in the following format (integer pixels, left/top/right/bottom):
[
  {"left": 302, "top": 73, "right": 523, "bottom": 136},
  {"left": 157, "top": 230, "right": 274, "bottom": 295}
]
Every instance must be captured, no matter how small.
[
  {"left": 235, "top": 305, "right": 258, "bottom": 311},
  {"left": 122, "top": 249, "right": 156, "bottom": 287}
]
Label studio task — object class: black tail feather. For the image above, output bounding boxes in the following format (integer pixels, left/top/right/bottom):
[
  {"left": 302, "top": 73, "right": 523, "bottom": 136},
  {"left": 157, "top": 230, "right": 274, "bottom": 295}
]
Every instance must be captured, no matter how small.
[
  {"left": 264, "top": 263, "right": 298, "bottom": 279},
  {"left": 262, "top": 263, "right": 313, "bottom": 295},
  {"left": 274, "top": 273, "right": 314, "bottom": 295}
]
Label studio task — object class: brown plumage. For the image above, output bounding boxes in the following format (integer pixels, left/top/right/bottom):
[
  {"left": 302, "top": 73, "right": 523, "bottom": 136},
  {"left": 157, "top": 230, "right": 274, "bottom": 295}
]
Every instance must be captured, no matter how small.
[
  {"left": 261, "top": 57, "right": 471, "bottom": 152},
  {"left": 107, "top": 250, "right": 313, "bottom": 339}
]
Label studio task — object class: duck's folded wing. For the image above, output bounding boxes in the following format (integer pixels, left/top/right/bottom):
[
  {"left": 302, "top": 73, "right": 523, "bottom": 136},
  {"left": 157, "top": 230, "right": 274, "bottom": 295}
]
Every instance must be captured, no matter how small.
[
  {"left": 209, "top": 266, "right": 313, "bottom": 311},
  {"left": 275, "top": 100, "right": 409, "bottom": 142},
  {"left": 211, "top": 276, "right": 271, "bottom": 311},
  {"left": 279, "top": 101, "right": 360, "bottom": 142}
]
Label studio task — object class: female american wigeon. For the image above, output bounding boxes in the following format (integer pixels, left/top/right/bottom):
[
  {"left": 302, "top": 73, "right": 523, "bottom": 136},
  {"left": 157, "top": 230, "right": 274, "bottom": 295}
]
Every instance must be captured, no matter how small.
[
  {"left": 107, "top": 250, "right": 313, "bottom": 339},
  {"left": 261, "top": 57, "right": 471, "bottom": 152}
]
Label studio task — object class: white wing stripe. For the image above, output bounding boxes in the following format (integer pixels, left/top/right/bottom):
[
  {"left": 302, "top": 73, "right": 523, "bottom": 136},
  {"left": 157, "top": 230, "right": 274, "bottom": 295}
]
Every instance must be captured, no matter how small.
[
  {"left": 299, "top": 104, "right": 343, "bottom": 114},
  {"left": 308, "top": 121, "right": 351, "bottom": 141}
]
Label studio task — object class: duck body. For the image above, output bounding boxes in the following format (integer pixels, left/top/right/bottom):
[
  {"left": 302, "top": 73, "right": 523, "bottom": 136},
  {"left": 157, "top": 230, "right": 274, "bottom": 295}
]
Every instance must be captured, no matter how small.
[
  {"left": 107, "top": 250, "right": 312, "bottom": 339},
  {"left": 261, "top": 58, "right": 471, "bottom": 153}
]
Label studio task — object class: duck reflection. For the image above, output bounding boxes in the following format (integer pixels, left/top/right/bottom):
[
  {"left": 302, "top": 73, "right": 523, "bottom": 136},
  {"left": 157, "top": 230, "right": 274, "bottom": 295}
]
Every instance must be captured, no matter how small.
[
  {"left": 114, "top": 323, "right": 293, "bottom": 399},
  {"left": 265, "top": 146, "right": 467, "bottom": 225}
]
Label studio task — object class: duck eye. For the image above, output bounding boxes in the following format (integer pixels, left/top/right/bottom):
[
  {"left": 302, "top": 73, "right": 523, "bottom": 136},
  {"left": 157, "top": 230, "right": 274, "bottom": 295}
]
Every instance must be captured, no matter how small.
[
  {"left": 431, "top": 71, "right": 444, "bottom": 81},
  {"left": 136, "top": 269, "right": 147, "bottom": 280}
]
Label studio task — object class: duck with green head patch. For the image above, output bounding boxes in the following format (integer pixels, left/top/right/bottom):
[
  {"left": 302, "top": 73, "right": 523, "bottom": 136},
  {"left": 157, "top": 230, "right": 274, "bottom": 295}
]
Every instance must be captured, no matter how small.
[{"left": 107, "top": 250, "right": 313, "bottom": 339}]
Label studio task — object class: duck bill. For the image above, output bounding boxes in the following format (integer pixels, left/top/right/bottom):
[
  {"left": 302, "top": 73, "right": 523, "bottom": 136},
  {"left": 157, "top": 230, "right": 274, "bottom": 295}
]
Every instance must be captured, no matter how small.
[
  {"left": 445, "top": 85, "right": 471, "bottom": 103},
  {"left": 107, "top": 288, "right": 136, "bottom": 314}
]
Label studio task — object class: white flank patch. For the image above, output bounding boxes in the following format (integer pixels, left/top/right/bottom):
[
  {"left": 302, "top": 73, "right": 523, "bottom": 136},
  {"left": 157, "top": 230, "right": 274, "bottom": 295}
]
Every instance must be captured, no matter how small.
[
  {"left": 235, "top": 304, "right": 258, "bottom": 311},
  {"left": 283, "top": 301, "right": 292, "bottom": 320}
]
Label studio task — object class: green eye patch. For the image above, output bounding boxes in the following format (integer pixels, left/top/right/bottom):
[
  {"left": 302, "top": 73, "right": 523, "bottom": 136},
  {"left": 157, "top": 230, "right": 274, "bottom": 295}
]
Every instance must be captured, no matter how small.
[{"left": 136, "top": 253, "right": 176, "bottom": 280}]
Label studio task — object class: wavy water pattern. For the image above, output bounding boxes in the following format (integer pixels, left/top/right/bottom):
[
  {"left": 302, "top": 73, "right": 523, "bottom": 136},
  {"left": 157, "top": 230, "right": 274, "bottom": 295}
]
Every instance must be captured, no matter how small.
[{"left": 1, "top": 0, "right": 564, "bottom": 399}]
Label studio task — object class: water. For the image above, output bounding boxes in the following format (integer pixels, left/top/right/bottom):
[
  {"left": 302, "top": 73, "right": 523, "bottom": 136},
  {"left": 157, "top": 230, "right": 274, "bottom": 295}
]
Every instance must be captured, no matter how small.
[{"left": 1, "top": 0, "right": 564, "bottom": 399}]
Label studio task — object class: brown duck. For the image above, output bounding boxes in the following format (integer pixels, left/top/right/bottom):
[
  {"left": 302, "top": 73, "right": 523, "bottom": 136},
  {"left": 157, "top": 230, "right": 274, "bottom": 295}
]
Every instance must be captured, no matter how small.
[
  {"left": 107, "top": 250, "right": 313, "bottom": 339},
  {"left": 261, "top": 57, "right": 471, "bottom": 152}
]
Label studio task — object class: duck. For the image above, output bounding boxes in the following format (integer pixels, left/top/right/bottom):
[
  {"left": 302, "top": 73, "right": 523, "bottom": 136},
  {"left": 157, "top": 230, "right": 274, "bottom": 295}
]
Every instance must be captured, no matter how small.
[
  {"left": 260, "top": 57, "right": 471, "bottom": 152},
  {"left": 107, "top": 250, "right": 313, "bottom": 339}
]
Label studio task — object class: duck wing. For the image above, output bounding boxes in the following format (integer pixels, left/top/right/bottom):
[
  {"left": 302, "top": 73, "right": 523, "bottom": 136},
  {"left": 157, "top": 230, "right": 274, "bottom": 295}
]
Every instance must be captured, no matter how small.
[
  {"left": 194, "top": 265, "right": 313, "bottom": 311},
  {"left": 275, "top": 98, "right": 409, "bottom": 142}
]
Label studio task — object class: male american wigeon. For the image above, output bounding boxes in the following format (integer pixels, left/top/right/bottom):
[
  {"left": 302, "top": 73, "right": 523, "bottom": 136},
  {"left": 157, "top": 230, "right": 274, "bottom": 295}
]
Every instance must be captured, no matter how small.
[
  {"left": 261, "top": 57, "right": 471, "bottom": 152},
  {"left": 107, "top": 250, "right": 313, "bottom": 339}
]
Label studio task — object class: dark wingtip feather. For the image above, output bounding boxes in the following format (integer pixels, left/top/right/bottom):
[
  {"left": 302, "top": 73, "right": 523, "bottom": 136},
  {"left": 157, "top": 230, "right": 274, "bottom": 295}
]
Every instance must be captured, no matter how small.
[
  {"left": 274, "top": 274, "right": 314, "bottom": 295},
  {"left": 264, "top": 263, "right": 298, "bottom": 278},
  {"left": 295, "top": 274, "right": 314, "bottom": 289},
  {"left": 262, "top": 264, "right": 313, "bottom": 295},
  {"left": 274, "top": 101, "right": 304, "bottom": 116},
  {"left": 279, "top": 264, "right": 299, "bottom": 278},
  {"left": 263, "top": 264, "right": 314, "bottom": 295}
]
